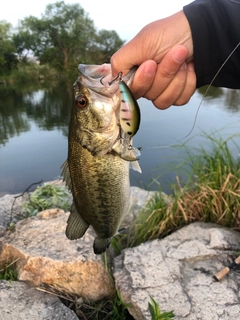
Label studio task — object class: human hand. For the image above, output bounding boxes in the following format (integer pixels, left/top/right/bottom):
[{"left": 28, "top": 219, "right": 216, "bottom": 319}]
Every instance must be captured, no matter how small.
[{"left": 111, "top": 11, "right": 196, "bottom": 109}]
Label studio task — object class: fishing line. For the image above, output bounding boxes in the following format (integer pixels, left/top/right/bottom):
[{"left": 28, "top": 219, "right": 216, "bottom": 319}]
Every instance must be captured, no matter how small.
[
  {"left": 181, "top": 41, "right": 240, "bottom": 141},
  {"left": 143, "top": 41, "right": 240, "bottom": 151}
]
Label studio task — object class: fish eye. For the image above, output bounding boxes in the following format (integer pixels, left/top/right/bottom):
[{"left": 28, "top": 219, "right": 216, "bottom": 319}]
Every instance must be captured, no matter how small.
[{"left": 75, "top": 94, "right": 88, "bottom": 109}]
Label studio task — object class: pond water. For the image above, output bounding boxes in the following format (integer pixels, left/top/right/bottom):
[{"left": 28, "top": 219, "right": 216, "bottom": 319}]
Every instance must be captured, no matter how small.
[{"left": 0, "top": 81, "right": 240, "bottom": 196}]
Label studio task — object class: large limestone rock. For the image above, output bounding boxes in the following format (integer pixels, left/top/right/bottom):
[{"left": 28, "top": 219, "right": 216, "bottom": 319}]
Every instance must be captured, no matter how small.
[
  {"left": 0, "top": 186, "right": 156, "bottom": 302},
  {"left": 0, "top": 208, "right": 114, "bottom": 300},
  {"left": 114, "top": 222, "right": 240, "bottom": 320},
  {"left": 0, "top": 280, "right": 78, "bottom": 320}
]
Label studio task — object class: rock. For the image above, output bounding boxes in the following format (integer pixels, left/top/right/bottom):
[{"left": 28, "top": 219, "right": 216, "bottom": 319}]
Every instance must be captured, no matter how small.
[
  {"left": 124, "top": 186, "right": 158, "bottom": 225},
  {"left": 0, "top": 185, "right": 157, "bottom": 303},
  {"left": 0, "top": 185, "right": 159, "bottom": 318},
  {"left": 0, "top": 280, "right": 78, "bottom": 320},
  {"left": 0, "top": 180, "right": 70, "bottom": 231},
  {"left": 0, "top": 208, "right": 114, "bottom": 300},
  {"left": 0, "top": 193, "right": 24, "bottom": 230},
  {"left": 114, "top": 222, "right": 240, "bottom": 320}
]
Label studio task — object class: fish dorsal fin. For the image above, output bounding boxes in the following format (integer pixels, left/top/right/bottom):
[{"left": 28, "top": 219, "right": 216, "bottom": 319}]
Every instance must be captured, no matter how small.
[
  {"left": 65, "top": 202, "right": 89, "bottom": 240},
  {"left": 61, "top": 160, "right": 72, "bottom": 191}
]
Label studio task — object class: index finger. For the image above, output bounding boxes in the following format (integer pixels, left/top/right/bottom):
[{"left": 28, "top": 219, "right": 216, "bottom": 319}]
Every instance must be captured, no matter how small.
[
  {"left": 110, "top": 38, "right": 145, "bottom": 77},
  {"left": 144, "top": 45, "right": 189, "bottom": 101}
]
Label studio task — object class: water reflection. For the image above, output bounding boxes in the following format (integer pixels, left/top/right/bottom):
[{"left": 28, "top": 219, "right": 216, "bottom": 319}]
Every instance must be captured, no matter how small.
[
  {"left": 198, "top": 86, "right": 240, "bottom": 113},
  {"left": 0, "top": 81, "right": 73, "bottom": 146},
  {"left": 0, "top": 82, "right": 240, "bottom": 196},
  {"left": 0, "top": 87, "right": 30, "bottom": 145}
]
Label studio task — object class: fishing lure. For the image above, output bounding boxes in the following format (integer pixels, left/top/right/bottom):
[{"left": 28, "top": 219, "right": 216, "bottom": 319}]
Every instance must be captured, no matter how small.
[{"left": 109, "top": 72, "right": 141, "bottom": 138}]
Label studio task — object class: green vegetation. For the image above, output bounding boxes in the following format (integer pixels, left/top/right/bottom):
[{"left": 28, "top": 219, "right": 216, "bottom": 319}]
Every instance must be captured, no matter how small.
[
  {"left": 8, "top": 63, "right": 59, "bottom": 84},
  {"left": 0, "top": 1, "right": 125, "bottom": 81},
  {"left": 0, "top": 260, "right": 18, "bottom": 282},
  {"left": 72, "top": 290, "right": 133, "bottom": 320},
  {"left": 39, "top": 285, "right": 134, "bottom": 320},
  {"left": 0, "top": 21, "right": 18, "bottom": 75},
  {"left": 148, "top": 296, "right": 175, "bottom": 320},
  {"left": 107, "top": 133, "right": 240, "bottom": 319},
  {"left": 21, "top": 184, "right": 71, "bottom": 217},
  {"left": 114, "top": 133, "right": 240, "bottom": 249}
]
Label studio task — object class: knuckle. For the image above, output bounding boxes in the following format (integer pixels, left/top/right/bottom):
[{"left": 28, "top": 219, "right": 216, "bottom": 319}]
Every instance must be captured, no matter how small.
[
  {"left": 160, "top": 65, "right": 178, "bottom": 78},
  {"left": 152, "top": 98, "right": 170, "bottom": 110}
]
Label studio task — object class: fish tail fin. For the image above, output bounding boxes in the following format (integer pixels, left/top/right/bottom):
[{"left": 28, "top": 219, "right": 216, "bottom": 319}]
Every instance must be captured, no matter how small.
[
  {"left": 93, "top": 237, "right": 110, "bottom": 255},
  {"left": 66, "top": 202, "right": 89, "bottom": 240}
]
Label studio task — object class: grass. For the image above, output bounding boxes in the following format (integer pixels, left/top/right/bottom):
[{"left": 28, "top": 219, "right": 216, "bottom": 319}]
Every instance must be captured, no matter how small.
[
  {"left": 148, "top": 296, "right": 175, "bottom": 320},
  {"left": 21, "top": 183, "right": 71, "bottom": 217},
  {"left": 38, "top": 284, "right": 175, "bottom": 320},
  {"left": 37, "top": 284, "right": 134, "bottom": 320},
  {"left": 0, "top": 260, "right": 19, "bottom": 282},
  {"left": 114, "top": 132, "right": 240, "bottom": 249}
]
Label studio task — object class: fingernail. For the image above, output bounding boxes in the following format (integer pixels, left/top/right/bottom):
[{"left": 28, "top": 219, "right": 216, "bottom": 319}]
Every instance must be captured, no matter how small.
[
  {"left": 187, "top": 62, "right": 195, "bottom": 71},
  {"left": 180, "top": 62, "right": 187, "bottom": 70},
  {"left": 143, "top": 61, "right": 157, "bottom": 77}
]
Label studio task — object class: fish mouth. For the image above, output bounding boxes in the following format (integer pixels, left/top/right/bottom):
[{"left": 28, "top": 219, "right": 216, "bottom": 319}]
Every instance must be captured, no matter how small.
[{"left": 77, "top": 63, "right": 136, "bottom": 97}]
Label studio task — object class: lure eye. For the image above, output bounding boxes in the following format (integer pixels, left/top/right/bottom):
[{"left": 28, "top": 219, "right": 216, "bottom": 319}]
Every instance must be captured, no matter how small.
[{"left": 75, "top": 94, "right": 88, "bottom": 109}]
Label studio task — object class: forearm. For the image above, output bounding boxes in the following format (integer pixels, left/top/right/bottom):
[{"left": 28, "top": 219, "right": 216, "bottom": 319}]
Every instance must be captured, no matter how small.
[{"left": 183, "top": 0, "right": 240, "bottom": 88}]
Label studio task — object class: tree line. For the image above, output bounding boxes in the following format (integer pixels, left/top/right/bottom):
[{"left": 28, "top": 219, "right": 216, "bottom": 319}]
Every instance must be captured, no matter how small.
[{"left": 0, "top": 1, "right": 125, "bottom": 76}]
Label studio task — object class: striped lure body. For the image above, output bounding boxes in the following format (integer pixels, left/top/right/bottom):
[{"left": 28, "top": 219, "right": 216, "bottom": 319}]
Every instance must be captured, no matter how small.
[{"left": 119, "top": 80, "right": 141, "bottom": 138}]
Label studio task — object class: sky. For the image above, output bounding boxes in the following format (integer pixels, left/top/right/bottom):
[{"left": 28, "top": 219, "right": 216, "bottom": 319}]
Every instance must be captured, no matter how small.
[{"left": 1, "top": 0, "right": 192, "bottom": 41}]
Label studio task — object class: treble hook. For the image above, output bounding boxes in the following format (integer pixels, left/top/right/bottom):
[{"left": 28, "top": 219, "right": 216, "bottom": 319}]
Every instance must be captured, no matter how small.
[
  {"left": 100, "top": 76, "right": 105, "bottom": 85},
  {"left": 99, "top": 71, "right": 123, "bottom": 86},
  {"left": 108, "top": 72, "right": 123, "bottom": 85}
]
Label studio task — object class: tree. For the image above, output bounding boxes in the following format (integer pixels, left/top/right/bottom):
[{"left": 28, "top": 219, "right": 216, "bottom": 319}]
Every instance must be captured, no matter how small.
[
  {"left": 14, "top": 1, "right": 125, "bottom": 72},
  {"left": 0, "top": 21, "right": 18, "bottom": 75},
  {"left": 95, "top": 30, "right": 125, "bottom": 63}
]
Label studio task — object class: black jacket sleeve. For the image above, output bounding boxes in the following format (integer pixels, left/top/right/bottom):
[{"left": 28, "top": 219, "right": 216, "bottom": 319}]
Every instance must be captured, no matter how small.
[{"left": 183, "top": 0, "right": 240, "bottom": 88}]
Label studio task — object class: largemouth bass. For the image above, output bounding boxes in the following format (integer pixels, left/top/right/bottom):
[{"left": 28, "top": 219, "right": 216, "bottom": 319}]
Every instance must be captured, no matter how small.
[{"left": 62, "top": 64, "right": 140, "bottom": 254}]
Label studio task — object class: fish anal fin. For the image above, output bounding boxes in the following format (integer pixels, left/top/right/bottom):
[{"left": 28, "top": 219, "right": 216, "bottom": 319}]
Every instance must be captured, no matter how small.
[
  {"left": 93, "top": 237, "right": 110, "bottom": 255},
  {"left": 61, "top": 160, "right": 72, "bottom": 191},
  {"left": 66, "top": 202, "right": 89, "bottom": 240}
]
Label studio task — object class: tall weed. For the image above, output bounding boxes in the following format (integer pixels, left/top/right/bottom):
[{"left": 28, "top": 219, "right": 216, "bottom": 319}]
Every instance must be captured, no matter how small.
[{"left": 117, "top": 133, "right": 240, "bottom": 249}]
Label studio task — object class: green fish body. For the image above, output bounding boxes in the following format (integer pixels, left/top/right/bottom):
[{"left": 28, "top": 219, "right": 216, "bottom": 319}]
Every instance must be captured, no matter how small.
[{"left": 62, "top": 64, "right": 140, "bottom": 254}]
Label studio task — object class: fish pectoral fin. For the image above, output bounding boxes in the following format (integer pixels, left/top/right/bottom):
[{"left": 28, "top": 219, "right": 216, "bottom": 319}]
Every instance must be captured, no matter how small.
[
  {"left": 61, "top": 160, "right": 72, "bottom": 191},
  {"left": 130, "top": 160, "right": 142, "bottom": 173},
  {"left": 93, "top": 237, "right": 110, "bottom": 255},
  {"left": 112, "top": 138, "right": 142, "bottom": 173},
  {"left": 66, "top": 202, "right": 89, "bottom": 240}
]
